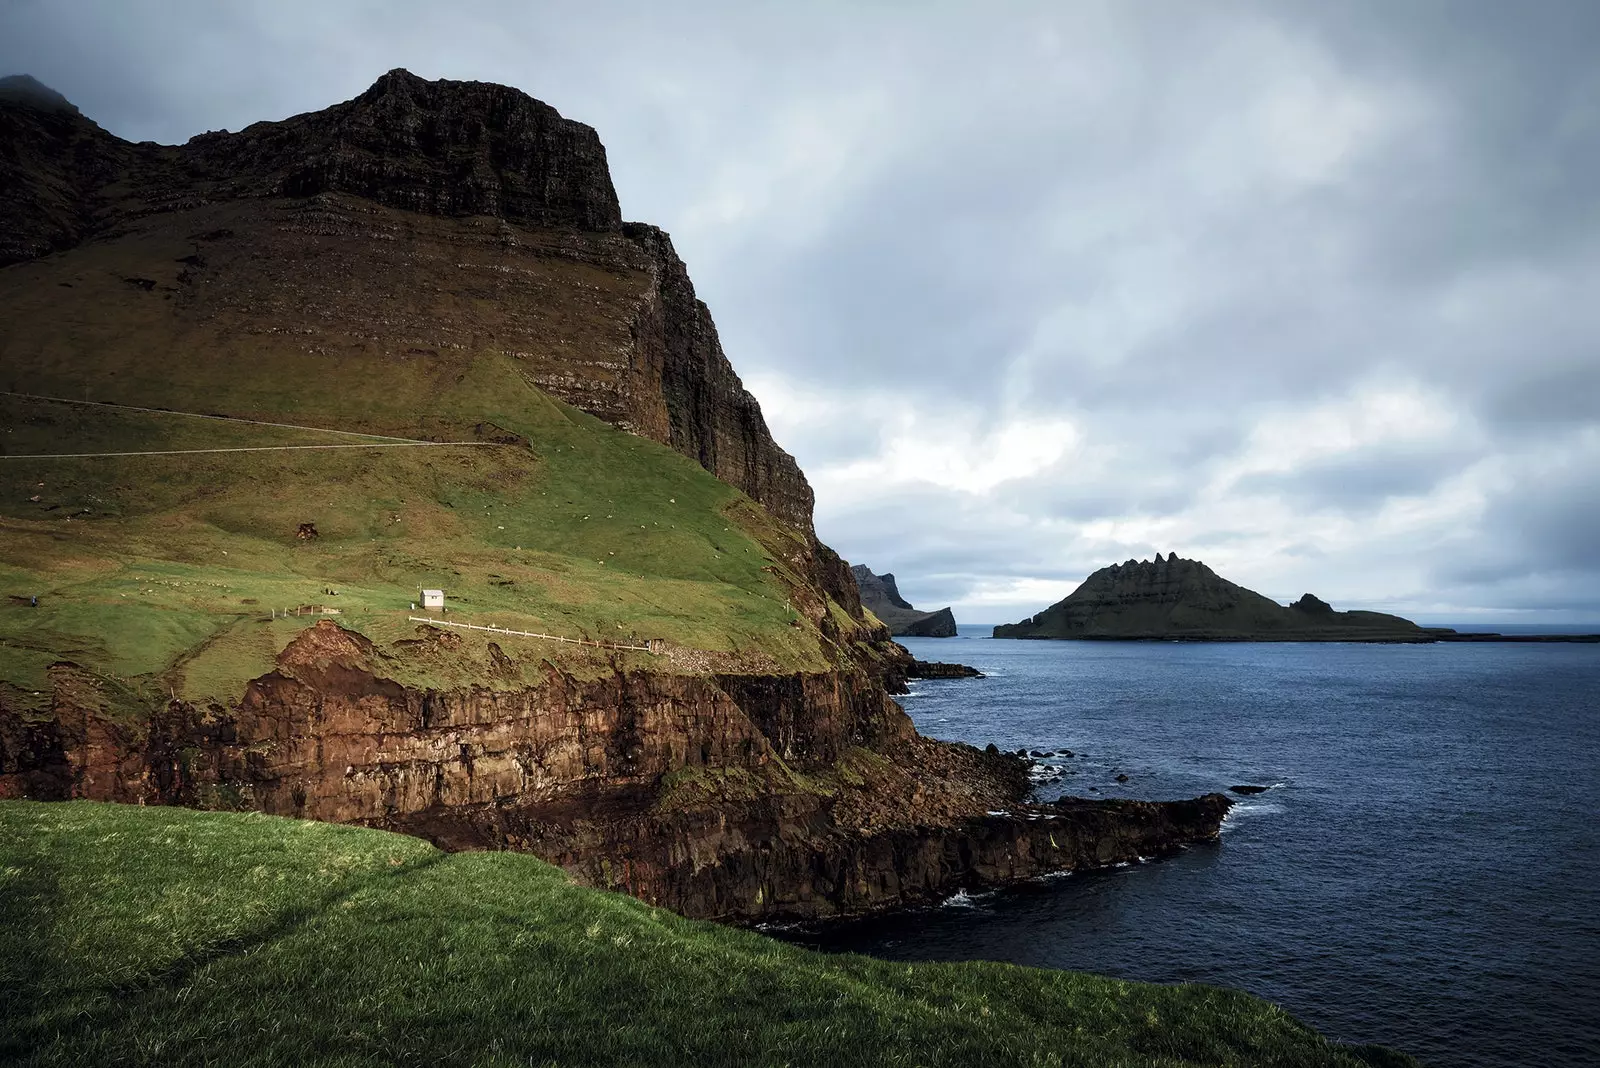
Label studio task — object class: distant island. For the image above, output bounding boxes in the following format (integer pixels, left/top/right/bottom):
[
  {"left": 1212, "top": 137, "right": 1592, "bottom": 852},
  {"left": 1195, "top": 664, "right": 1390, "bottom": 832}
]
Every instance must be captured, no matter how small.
[
  {"left": 995, "top": 554, "right": 1434, "bottom": 642},
  {"left": 851, "top": 565, "right": 957, "bottom": 636},
  {"left": 995, "top": 554, "right": 1600, "bottom": 642}
]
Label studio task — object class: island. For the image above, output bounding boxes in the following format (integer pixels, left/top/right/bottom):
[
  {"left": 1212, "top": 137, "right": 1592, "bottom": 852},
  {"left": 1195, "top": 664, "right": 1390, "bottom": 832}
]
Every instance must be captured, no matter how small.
[{"left": 994, "top": 553, "right": 1435, "bottom": 641}]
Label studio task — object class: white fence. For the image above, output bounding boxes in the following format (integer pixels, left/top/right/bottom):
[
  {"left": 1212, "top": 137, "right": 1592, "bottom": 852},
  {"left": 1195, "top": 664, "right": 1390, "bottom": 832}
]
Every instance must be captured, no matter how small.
[{"left": 407, "top": 617, "right": 659, "bottom": 654}]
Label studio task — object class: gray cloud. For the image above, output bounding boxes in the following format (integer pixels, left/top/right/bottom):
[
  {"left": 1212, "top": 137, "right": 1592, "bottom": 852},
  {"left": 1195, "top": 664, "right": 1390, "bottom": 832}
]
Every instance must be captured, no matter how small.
[
  {"left": 3, "top": 0, "right": 1597, "bottom": 621},
  {"left": 1232, "top": 444, "right": 1480, "bottom": 512}
]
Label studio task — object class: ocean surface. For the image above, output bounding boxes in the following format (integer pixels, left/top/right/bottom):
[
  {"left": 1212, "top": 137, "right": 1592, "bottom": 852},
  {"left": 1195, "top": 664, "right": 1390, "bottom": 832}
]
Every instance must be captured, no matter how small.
[{"left": 795, "top": 626, "right": 1600, "bottom": 1068}]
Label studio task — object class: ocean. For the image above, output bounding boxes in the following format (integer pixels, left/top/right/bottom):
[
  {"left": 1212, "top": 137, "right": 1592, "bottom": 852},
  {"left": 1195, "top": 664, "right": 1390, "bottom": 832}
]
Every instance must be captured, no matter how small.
[{"left": 794, "top": 626, "right": 1600, "bottom": 1068}]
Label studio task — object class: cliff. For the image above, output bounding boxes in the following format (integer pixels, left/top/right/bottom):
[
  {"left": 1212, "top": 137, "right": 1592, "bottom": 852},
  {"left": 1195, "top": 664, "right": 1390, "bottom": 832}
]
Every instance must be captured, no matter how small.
[
  {"left": 850, "top": 565, "right": 958, "bottom": 637},
  {"left": 0, "top": 68, "right": 816, "bottom": 537},
  {"left": 0, "top": 72, "right": 1227, "bottom": 921},
  {"left": 1, "top": 620, "right": 1226, "bottom": 922},
  {"left": 995, "top": 554, "right": 1431, "bottom": 641}
]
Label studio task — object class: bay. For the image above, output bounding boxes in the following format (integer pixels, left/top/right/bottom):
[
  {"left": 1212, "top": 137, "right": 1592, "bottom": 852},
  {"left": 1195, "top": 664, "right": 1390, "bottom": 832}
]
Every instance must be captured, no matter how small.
[{"left": 796, "top": 626, "right": 1600, "bottom": 1068}]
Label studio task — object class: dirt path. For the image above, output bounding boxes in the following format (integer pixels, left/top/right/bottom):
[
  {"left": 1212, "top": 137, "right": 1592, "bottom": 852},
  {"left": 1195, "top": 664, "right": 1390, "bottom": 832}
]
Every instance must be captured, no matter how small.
[{"left": 0, "top": 391, "right": 496, "bottom": 458}]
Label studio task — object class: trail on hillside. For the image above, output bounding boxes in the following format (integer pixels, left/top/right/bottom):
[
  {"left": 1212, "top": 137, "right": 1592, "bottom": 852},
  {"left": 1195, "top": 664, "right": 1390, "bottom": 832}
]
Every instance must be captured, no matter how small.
[{"left": 0, "top": 391, "right": 497, "bottom": 458}]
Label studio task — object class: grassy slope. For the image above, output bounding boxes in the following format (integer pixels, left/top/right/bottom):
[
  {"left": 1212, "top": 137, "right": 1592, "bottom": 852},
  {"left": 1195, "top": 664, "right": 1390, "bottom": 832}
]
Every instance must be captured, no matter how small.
[
  {"left": 0, "top": 207, "right": 873, "bottom": 712},
  {"left": 0, "top": 801, "right": 1412, "bottom": 1068},
  {"left": 0, "top": 355, "right": 840, "bottom": 711}
]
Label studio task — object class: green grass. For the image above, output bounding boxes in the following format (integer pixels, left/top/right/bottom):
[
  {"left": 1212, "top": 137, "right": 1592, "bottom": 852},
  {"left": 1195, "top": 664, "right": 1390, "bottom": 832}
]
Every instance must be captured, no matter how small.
[
  {"left": 0, "top": 350, "right": 851, "bottom": 705},
  {"left": 0, "top": 801, "right": 1414, "bottom": 1067}
]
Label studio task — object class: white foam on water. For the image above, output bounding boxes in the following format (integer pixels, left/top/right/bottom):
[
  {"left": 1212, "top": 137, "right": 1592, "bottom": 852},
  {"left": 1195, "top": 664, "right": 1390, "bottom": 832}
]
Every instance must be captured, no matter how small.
[
  {"left": 1220, "top": 800, "right": 1286, "bottom": 833},
  {"left": 940, "top": 888, "right": 995, "bottom": 909}
]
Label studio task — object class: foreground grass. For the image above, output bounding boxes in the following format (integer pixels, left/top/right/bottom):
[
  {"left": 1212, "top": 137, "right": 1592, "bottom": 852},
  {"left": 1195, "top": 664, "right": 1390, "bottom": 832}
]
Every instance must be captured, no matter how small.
[{"left": 0, "top": 802, "right": 1413, "bottom": 1067}]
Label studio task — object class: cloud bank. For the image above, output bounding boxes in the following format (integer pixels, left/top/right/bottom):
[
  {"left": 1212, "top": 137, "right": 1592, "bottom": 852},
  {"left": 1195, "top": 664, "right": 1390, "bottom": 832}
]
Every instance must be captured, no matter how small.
[{"left": 4, "top": 0, "right": 1597, "bottom": 621}]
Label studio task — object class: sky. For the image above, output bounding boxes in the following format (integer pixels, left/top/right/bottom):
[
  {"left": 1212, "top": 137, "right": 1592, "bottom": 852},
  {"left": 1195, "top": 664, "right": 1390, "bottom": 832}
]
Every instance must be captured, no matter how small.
[{"left": 4, "top": 1, "right": 1598, "bottom": 624}]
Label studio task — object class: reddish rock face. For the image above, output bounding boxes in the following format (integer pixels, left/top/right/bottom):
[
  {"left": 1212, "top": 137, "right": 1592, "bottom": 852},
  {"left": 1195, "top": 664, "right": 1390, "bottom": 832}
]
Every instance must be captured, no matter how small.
[{"left": 0, "top": 622, "right": 1228, "bottom": 922}]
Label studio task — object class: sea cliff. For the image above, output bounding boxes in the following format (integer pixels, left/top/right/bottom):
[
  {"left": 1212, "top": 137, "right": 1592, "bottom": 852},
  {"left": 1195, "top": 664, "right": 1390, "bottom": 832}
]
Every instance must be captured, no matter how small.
[{"left": 0, "top": 71, "right": 1227, "bottom": 921}]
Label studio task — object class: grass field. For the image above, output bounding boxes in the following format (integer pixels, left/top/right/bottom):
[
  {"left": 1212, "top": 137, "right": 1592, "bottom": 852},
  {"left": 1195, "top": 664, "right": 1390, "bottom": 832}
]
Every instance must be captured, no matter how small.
[
  {"left": 0, "top": 800, "right": 1414, "bottom": 1068},
  {"left": 0, "top": 350, "right": 850, "bottom": 710}
]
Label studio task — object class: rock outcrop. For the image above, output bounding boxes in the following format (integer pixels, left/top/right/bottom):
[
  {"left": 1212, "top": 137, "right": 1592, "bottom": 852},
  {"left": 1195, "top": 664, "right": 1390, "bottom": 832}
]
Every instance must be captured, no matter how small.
[
  {"left": 851, "top": 565, "right": 958, "bottom": 637},
  {"left": 1, "top": 621, "right": 1227, "bottom": 922},
  {"left": 906, "top": 659, "right": 984, "bottom": 679},
  {"left": 995, "top": 553, "right": 1432, "bottom": 641}
]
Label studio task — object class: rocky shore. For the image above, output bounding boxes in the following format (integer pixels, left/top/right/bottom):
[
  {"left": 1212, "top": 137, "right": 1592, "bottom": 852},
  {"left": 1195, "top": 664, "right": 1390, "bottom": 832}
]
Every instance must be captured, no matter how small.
[{"left": 0, "top": 620, "right": 1229, "bottom": 922}]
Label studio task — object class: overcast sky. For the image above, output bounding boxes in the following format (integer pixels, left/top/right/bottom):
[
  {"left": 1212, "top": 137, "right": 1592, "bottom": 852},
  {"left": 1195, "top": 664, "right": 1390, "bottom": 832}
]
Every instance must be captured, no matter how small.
[{"left": 5, "top": 1, "right": 1598, "bottom": 623}]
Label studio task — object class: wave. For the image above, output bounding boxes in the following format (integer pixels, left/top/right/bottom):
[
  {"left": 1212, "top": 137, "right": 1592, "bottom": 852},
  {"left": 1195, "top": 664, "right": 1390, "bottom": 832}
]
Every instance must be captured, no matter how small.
[
  {"left": 941, "top": 888, "right": 996, "bottom": 910},
  {"left": 1220, "top": 800, "right": 1287, "bottom": 833}
]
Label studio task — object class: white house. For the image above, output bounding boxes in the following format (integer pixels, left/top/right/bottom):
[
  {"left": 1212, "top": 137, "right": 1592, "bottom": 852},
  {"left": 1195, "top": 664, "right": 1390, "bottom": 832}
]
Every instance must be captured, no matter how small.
[{"left": 420, "top": 589, "right": 445, "bottom": 610}]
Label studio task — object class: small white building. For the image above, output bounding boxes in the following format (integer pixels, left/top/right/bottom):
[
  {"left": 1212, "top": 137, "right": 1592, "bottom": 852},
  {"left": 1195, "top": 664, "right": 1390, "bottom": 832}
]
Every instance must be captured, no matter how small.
[{"left": 420, "top": 589, "right": 445, "bottom": 611}]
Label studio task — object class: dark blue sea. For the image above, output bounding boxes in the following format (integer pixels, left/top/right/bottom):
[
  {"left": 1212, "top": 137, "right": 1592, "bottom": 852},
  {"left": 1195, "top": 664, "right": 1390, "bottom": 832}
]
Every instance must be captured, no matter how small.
[{"left": 799, "top": 626, "right": 1600, "bottom": 1068}]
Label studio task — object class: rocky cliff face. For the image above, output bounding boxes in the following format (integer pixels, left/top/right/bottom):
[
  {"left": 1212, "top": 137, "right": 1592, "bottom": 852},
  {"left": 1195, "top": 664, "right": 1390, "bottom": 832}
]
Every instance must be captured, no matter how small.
[
  {"left": 995, "top": 553, "right": 1430, "bottom": 641},
  {"left": 0, "top": 69, "right": 816, "bottom": 539},
  {"left": 850, "top": 565, "right": 958, "bottom": 637},
  {"left": 0, "top": 621, "right": 1228, "bottom": 921}
]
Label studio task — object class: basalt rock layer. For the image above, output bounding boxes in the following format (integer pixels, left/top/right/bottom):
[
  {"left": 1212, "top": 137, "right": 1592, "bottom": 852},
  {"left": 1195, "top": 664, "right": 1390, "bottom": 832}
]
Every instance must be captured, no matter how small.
[
  {"left": 0, "top": 621, "right": 1228, "bottom": 921},
  {"left": 996, "top": 554, "right": 1430, "bottom": 641},
  {"left": 851, "top": 565, "right": 958, "bottom": 637}
]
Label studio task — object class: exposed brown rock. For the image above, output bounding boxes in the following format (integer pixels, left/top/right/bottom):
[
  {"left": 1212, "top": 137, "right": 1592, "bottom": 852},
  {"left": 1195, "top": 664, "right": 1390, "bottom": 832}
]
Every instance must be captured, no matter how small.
[{"left": 0, "top": 622, "right": 1229, "bottom": 921}]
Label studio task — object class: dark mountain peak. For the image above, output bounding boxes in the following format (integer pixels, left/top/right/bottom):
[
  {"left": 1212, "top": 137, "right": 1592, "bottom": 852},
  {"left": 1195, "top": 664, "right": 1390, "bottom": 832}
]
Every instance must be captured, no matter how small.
[
  {"left": 3, "top": 69, "right": 623, "bottom": 269},
  {"left": 369, "top": 67, "right": 428, "bottom": 92},
  {"left": 173, "top": 69, "right": 623, "bottom": 231},
  {"left": 851, "top": 565, "right": 913, "bottom": 611},
  {"left": 0, "top": 74, "right": 78, "bottom": 114},
  {"left": 1291, "top": 593, "right": 1334, "bottom": 614}
]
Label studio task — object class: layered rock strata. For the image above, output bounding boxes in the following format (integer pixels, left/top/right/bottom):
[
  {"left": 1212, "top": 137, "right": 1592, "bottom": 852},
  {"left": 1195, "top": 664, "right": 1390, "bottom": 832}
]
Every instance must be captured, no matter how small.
[{"left": 0, "top": 622, "right": 1227, "bottom": 921}]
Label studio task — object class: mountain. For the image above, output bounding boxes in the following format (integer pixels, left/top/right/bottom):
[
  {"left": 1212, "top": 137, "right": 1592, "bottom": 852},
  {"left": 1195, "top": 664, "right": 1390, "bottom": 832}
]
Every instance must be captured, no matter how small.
[
  {"left": 849, "top": 565, "right": 957, "bottom": 637},
  {"left": 994, "top": 554, "right": 1432, "bottom": 641},
  {"left": 0, "top": 72, "right": 1227, "bottom": 921}
]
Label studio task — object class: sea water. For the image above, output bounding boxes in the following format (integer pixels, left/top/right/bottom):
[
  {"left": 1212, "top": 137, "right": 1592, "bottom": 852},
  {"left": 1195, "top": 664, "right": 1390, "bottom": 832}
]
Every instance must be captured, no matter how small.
[{"left": 796, "top": 626, "right": 1600, "bottom": 1068}]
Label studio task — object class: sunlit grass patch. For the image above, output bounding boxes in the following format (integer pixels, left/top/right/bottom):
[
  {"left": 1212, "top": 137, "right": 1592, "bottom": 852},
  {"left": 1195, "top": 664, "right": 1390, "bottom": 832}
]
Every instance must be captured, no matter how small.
[{"left": 0, "top": 801, "right": 1416, "bottom": 1068}]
